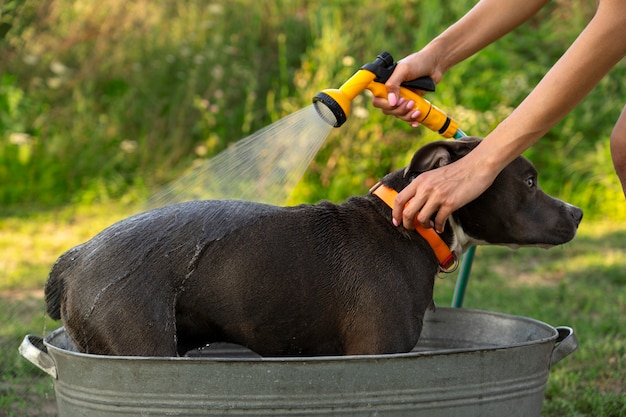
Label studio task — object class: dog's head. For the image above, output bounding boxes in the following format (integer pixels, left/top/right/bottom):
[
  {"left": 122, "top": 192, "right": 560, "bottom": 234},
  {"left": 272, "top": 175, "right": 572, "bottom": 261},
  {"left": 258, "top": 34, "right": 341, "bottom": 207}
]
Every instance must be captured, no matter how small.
[{"left": 382, "top": 137, "right": 582, "bottom": 249}]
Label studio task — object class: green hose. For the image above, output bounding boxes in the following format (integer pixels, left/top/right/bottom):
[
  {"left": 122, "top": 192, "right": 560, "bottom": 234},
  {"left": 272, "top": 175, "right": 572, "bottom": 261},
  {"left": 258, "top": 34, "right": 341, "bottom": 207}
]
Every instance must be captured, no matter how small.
[{"left": 451, "top": 128, "right": 472, "bottom": 308}]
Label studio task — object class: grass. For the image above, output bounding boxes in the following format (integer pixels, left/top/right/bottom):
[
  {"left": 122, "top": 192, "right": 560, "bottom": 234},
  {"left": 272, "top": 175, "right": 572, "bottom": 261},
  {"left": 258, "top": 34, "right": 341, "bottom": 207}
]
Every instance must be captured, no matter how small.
[
  {"left": 0, "top": 295, "right": 57, "bottom": 417},
  {"left": 0, "top": 204, "right": 135, "bottom": 416},
  {"left": 0, "top": 204, "right": 624, "bottom": 416},
  {"left": 436, "top": 221, "right": 626, "bottom": 416}
]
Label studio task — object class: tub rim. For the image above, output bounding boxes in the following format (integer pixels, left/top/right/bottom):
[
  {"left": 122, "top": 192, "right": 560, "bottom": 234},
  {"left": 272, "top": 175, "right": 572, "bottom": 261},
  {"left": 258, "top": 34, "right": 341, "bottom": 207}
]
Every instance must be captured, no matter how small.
[{"left": 25, "top": 308, "right": 576, "bottom": 366}]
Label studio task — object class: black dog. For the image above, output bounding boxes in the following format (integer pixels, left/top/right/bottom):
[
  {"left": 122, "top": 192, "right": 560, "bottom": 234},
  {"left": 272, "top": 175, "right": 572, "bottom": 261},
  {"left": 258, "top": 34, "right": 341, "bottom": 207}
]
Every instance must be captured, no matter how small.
[{"left": 45, "top": 138, "right": 582, "bottom": 357}]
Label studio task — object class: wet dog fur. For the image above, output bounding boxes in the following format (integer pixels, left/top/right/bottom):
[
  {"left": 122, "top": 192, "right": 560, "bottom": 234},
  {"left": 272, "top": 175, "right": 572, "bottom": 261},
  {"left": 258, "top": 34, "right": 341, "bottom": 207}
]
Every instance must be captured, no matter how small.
[{"left": 44, "top": 137, "right": 582, "bottom": 357}]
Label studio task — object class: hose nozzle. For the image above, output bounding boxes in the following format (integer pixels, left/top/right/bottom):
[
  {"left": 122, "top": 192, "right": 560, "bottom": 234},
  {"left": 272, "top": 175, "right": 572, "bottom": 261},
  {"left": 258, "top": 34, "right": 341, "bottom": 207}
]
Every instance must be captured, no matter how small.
[
  {"left": 313, "top": 89, "right": 349, "bottom": 127},
  {"left": 313, "top": 52, "right": 460, "bottom": 138},
  {"left": 313, "top": 64, "right": 379, "bottom": 128}
]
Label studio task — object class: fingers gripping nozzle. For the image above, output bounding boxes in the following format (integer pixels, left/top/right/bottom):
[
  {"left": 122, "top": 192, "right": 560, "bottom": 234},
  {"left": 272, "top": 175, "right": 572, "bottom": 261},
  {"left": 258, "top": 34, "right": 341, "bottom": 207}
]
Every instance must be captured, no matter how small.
[
  {"left": 313, "top": 51, "right": 459, "bottom": 138},
  {"left": 313, "top": 52, "right": 436, "bottom": 128}
]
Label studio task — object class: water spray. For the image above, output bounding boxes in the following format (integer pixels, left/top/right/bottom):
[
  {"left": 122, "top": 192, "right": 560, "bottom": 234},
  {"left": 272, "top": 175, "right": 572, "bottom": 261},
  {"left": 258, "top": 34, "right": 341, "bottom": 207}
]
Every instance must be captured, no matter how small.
[
  {"left": 313, "top": 51, "right": 466, "bottom": 139},
  {"left": 149, "top": 50, "right": 473, "bottom": 307}
]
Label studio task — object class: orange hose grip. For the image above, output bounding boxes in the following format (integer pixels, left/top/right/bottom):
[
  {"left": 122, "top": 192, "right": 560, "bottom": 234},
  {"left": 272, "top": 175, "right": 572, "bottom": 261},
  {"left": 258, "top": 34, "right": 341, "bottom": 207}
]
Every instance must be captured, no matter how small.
[{"left": 367, "top": 82, "right": 459, "bottom": 138}]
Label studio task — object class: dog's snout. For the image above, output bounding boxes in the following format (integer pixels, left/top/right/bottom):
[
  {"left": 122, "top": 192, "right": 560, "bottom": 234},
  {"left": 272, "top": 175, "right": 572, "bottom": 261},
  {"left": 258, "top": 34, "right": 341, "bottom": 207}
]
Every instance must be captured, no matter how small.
[{"left": 568, "top": 204, "right": 583, "bottom": 227}]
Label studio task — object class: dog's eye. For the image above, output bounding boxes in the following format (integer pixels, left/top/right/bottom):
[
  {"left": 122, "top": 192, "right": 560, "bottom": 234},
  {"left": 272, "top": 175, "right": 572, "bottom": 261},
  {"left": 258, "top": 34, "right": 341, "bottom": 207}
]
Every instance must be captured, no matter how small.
[{"left": 526, "top": 177, "right": 535, "bottom": 188}]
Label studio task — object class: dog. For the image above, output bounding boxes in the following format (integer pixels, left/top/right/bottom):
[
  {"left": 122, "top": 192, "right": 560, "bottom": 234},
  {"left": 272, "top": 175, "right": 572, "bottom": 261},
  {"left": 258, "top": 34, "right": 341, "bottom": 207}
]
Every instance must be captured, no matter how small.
[{"left": 44, "top": 137, "right": 582, "bottom": 357}]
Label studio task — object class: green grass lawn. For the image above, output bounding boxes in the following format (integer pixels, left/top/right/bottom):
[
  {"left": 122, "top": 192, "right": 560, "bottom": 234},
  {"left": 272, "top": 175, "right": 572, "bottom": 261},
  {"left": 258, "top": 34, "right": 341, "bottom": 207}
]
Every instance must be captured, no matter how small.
[
  {"left": 436, "top": 222, "right": 626, "bottom": 416},
  {"left": 1, "top": 204, "right": 624, "bottom": 416}
]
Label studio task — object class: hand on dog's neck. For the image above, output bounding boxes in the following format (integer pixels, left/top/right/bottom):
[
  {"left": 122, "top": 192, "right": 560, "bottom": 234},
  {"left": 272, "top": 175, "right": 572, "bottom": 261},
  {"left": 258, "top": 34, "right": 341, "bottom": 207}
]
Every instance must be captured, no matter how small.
[{"left": 370, "top": 182, "right": 458, "bottom": 273}]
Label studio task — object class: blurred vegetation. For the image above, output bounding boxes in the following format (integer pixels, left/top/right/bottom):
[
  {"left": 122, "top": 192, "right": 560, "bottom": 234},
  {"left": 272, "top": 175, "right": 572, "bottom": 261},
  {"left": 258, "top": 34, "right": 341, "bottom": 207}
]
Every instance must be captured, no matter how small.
[{"left": 0, "top": 0, "right": 624, "bottom": 219}]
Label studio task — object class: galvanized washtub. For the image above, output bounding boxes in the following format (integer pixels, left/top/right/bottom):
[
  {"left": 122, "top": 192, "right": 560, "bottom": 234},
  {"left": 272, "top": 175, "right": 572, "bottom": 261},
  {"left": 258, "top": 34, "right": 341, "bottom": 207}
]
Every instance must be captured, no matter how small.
[{"left": 20, "top": 308, "right": 577, "bottom": 417}]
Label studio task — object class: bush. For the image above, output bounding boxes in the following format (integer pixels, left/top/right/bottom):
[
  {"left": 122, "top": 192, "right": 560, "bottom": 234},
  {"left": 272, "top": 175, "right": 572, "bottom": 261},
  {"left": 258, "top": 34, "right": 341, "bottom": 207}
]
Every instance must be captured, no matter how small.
[{"left": 0, "top": 0, "right": 624, "bottom": 219}]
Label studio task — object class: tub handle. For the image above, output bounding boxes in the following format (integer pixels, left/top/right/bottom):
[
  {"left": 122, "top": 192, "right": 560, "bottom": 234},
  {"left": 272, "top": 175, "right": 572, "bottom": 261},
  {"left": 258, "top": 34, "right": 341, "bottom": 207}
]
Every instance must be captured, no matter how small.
[
  {"left": 550, "top": 326, "right": 578, "bottom": 367},
  {"left": 19, "top": 334, "right": 58, "bottom": 379}
]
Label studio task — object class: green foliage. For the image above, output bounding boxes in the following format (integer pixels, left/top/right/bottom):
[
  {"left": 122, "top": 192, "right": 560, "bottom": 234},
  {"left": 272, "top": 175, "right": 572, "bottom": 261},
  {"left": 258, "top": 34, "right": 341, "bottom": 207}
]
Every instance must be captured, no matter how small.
[
  {"left": 0, "top": 294, "right": 57, "bottom": 415},
  {"left": 0, "top": 0, "right": 624, "bottom": 218}
]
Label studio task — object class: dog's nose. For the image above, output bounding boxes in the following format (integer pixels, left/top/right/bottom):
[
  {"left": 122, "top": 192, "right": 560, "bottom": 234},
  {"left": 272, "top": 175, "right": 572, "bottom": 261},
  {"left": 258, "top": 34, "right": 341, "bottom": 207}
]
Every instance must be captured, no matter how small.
[{"left": 569, "top": 205, "right": 583, "bottom": 227}]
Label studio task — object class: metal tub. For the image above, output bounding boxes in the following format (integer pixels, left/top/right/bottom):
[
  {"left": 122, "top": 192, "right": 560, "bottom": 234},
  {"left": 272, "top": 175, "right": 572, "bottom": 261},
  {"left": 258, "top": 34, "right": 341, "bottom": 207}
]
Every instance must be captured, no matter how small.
[{"left": 20, "top": 308, "right": 577, "bottom": 416}]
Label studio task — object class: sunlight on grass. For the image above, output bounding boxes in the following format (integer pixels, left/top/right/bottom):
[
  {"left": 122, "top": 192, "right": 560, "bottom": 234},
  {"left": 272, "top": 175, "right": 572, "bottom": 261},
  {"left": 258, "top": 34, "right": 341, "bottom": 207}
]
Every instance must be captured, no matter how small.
[
  {"left": 0, "top": 204, "right": 136, "bottom": 291},
  {"left": 1, "top": 204, "right": 624, "bottom": 294}
]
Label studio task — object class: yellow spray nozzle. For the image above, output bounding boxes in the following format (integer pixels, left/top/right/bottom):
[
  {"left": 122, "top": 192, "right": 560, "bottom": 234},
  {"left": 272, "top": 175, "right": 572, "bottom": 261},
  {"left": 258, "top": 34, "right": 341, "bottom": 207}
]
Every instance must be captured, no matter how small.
[
  {"left": 312, "top": 89, "right": 350, "bottom": 127},
  {"left": 313, "top": 51, "right": 461, "bottom": 138},
  {"left": 313, "top": 69, "right": 376, "bottom": 127}
]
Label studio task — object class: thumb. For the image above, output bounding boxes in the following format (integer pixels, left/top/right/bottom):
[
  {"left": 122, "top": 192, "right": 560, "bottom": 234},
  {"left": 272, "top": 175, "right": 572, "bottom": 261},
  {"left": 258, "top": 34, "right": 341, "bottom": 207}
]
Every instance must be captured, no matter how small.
[{"left": 385, "top": 63, "right": 410, "bottom": 107}]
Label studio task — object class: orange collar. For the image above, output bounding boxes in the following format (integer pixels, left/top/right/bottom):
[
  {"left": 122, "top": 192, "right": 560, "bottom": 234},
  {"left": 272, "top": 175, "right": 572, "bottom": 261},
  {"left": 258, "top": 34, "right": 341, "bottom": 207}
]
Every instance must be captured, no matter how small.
[{"left": 371, "top": 183, "right": 457, "bottom": 272}]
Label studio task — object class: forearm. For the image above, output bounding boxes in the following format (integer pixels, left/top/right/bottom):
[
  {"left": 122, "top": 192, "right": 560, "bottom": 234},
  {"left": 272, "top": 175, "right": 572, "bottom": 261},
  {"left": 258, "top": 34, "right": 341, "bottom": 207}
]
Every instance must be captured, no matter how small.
[
  {"left": 611, "top": 106, "right": 626, "bottom": 196},
  {"left": 473, "top": 0, "right": 626, "bottom": 173},
  {"left": 389, "top": 0, "right": 626, "bottom": 232},
  {"left": 426, "top": 0, "right": 549, "bottom": 73}
]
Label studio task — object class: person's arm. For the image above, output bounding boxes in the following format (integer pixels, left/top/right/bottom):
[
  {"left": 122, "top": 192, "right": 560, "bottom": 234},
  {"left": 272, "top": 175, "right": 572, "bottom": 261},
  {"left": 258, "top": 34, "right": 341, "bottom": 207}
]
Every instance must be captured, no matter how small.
[
  {"left": 394, "top": 0, "right": 626, "bottom": 232},
  {"left": 377, "top": 0, "right": 549, "bottom": 114},
  {"left": 611, "top": 105, "right": 626, "bottom": 197}
]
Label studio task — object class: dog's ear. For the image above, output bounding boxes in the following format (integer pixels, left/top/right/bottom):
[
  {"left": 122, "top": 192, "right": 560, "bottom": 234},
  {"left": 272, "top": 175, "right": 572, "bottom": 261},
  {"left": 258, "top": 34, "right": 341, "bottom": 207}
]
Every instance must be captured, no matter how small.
[{"left": 407, "top": 137, "right": 481, "bottom": 174}]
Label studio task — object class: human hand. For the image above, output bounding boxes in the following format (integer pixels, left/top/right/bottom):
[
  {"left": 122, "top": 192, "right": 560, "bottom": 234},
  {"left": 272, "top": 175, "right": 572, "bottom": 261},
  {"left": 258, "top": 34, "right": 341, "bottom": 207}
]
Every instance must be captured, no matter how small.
[
  {"left": 392, "top": 151, "right": 496, "bottom": 232},
  {"left": 372, "top": 95, "right": 424, "bottom": 128},
  {"left": 371, "top": 50, "right": 444, "bottom": 127}
]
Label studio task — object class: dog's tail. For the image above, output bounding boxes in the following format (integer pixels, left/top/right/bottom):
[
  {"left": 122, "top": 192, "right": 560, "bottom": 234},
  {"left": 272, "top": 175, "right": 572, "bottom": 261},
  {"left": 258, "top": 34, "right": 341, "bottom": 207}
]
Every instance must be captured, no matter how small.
[
  {"left": 44, "top": 246, "right": 81, "bottom": 320},
  {"left": 44, "top": 260, "right": 65, "bottom": 320}
]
